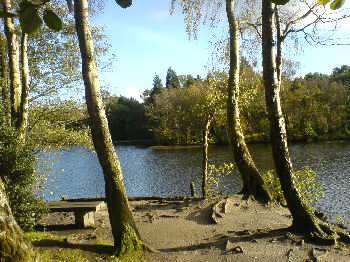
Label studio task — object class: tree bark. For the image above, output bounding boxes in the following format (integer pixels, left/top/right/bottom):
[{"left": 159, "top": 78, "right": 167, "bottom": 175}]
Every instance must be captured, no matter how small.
[
  {"left": 73, "top": 0, "right": 143, "bottom": 255},
  {"left": 201, "top": 117, "right": 211, "bottom": 199},
  {"left": 0, "top": 178, "right": 36, "bottom": 261},
  {"left": 261, "top": 0, "right": 324, "bottom": 234},
  {"left": 226, "top": 0, "right": 271, "bottom": 202},
  {"left": 0, "top": 34, "right": 10, "bottom": 126},
  {"left": 3, "top": 0, "right": 21, "bottom": 128},
  {"left": 18, "top": 33, "right": 29, "bottom": 142},
  {"left": 274, "top": 6, "right": 282, "bottom": 86}
]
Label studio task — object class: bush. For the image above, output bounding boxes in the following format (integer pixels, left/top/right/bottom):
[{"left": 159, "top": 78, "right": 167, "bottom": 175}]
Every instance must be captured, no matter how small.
[
  {"left": 262, "top": 170, "right": 286, "bottom": 205},
  {"left": 262, "top": 167, "right": 323, "bottom": 208},
  {"left": 206, "top": 162, "right": 235, "bottom": 197},
  {"left": 0, "top": 125, "right": 47, "bottom": 231}
]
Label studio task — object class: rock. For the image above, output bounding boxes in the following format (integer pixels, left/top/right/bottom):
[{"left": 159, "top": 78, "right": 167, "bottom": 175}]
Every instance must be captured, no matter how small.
[
  {"left": 309, "top": 247, "right": 328, "bottom": 262},
  {"left": 225, "top": 240, "right": 244, "bottom": 254}
]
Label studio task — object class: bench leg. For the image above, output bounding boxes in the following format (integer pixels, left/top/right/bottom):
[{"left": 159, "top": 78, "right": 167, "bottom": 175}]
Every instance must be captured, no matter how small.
[{"left": 75, "top": 211, "right": 95, "bottom": 228}]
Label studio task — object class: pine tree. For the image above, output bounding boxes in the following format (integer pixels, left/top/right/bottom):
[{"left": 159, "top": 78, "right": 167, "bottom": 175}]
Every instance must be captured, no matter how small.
[{"left": 165, "top": 67, "right": 180, "bottom": 88}]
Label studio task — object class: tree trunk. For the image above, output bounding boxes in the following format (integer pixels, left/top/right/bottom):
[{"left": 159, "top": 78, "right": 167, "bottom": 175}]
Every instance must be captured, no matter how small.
[
  {"left": 201, "top": 117, "right": 211, "bottom": 199},
  {"left": 3, "top": 0, "right": 21, "bottom": 128},
  {"left": 0, "top": 178, "right": 36, "bottom": 261},
  {"left": 0, "top": 34, "right": 10, "bottom": 126},
  {"left": 261, "top": 0, "right": 319, "bottom": 232},
  {"left": 274, "top": 6, "right": 282, "bottom": 86},
  {"left": 226, "top": 0, "right": 271, "bottom": 202},
  {"left": 18, "top": 33, "right": 29, "bottom": 142},
  {"left": 73, "top": 0, "right": 143, "bottom": 255}
]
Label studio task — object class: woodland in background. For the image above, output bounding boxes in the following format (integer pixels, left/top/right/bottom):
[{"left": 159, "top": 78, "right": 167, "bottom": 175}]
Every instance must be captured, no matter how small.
[{"left": 104, "top": 63, "right": 350, "bottom": 145}]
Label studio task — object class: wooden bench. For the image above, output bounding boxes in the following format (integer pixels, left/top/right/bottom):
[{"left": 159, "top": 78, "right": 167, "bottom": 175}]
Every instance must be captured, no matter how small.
[{"left": 47, "top": 201, "right": 105, "bottom": 228}]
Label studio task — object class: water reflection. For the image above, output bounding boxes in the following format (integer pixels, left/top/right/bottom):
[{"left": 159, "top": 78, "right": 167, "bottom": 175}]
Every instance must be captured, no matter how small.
[{"left": 39, "top": 141, "right": 350, "bottom": 222}]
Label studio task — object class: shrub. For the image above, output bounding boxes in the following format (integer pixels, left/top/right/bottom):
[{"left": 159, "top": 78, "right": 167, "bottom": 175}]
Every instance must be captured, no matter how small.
[
  {"left": 206, "top": 162, "right": 235, "bottom": 197},
  {"left": 0, "top": 125, "right": 47, "bottom": 231},
  {"left": 262, "top": 166, "right": 323, "bottom": 208},
  {"left": 262, "top": 170, "right": 286, "bottom": 205}
]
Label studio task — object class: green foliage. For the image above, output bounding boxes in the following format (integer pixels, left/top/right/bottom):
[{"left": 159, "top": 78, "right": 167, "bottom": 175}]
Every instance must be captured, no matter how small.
[
  {"left": 262, "top": 170, "right": 285, "bottom": 204},
  {"left": 147, "top": 72, "right": 225, "bottom": 144},
  {"left": 28, "top": 101, "right": 92, "bottom": 149},
  {"left": 105, "top": 96, "right": 151, "bottom": 141},
  {"left": 293, "top": 167, "right": 324, "bottom": 208},
  {"left": 206, "top": 162, "right": 235, "bottom": 197},
  {"left": 18, "top": 1, "right": 64, "bottom": 34},
  {"left": 115, "top": 0, "right": 133, "bottom": 9},
  {"left": 0, "top": 125, "right": 47, "bottom": 231},
  {"left": 165, "top": 67, "right": 180, "bottom": 89},
  {"left": 262, "top": 167, "right": 324, "bottom": 208},
  {"left": 144, "top": 63, "right": 350, "bottom": 145},
  {"left": 318, "top": 0, "right": 345, "bottom": 9},
  {"left": 271, "top": 0, "right": 289, "bottom": 5},
  {"left": 19, "top": 1, "right": 43, "bottom": 34},
  {"left": 43, "top": 9, "right": 63, "bottom": 31}
]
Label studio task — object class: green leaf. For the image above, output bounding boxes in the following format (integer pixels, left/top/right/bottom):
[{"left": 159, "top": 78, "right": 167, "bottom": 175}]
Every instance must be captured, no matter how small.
[
  {"left": 330, "top": 0, "right": 345, "bottom": 9},
  {"left": 43, "top": 9, "right": 62, "bottom": 31},
  {"left": 317, "top": 0, "right": 331, "bottom": 5},
  {"left": 271, "top": 0, "right": 289, "bottom": 5},
  {"left": 115, "top": 0, "right": 132, "bottom": 8},
  {"left": 19, "top": 4, "right": 42, "bottom": 34}
]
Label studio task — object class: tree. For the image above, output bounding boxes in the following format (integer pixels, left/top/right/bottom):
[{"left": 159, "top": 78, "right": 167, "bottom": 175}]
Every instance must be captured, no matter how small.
[
  {"left": 105, "top": 96, "right": 151, "bottom": 141},
  {"left": 0, "top": 33, "right": 10, "bottom": 126},
  {"left": 172, "top": 0, "right": 271, "bottom": 202},
  {"left": 225, "top": 0, "right": 271, "bottom": 202},
  {"left": 3, "top": 0, "right": 21, "bottom": 127},
  {"left": 146, "top": 73, "right": 163, "bottom": 103},
  {"left": 152, "top": 74, "right": 163, "bottom": 90},
  {"left": 0, "top": 178, "right": 36, "bottom": 261},
  {"left": 165, "top": 67, "right": 180, "bottom": 88},
  {"left": 73, "top": 0, "right": 145, "bottom": 255},
  {"left": 263, "top": 0, "right": 350, "bottom": 242},
  {"left": 18, "top": 32, "right": 29, "bottom": 142}
]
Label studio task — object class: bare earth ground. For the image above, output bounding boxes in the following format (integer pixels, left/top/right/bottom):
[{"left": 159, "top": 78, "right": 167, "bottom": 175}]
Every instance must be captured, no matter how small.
[{"left": 37, "top": 196, "right": 350, "bottom": 261}]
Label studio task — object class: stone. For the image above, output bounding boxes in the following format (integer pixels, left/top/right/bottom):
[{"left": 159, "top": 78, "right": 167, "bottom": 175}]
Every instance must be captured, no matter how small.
[{"left": 75, "top": 211, "right": 95, "bottom": 228}]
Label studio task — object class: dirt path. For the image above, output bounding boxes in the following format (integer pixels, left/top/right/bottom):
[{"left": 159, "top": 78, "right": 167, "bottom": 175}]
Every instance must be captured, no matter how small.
[{"left": 39, "top": 196, "right": 350, "bottom": 261}]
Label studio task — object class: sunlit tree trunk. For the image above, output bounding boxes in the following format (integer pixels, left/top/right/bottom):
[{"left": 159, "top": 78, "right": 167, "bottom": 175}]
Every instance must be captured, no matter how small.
[
  {"left": 18, "top": 33, "right": 29, "bottom": 142},
  {"left": 0, "top": 178, "right": 36, "bottom": 261},
  {"left": 0, "top": 33, "right": 10, "bottom": 125},
  {"left": 73, "top": 0, "right": 144, "bottom": 255},
  {"left": 226, "top": 0, "right": 271, "bottom": 202},
  {"left": 202, "top": 117, "right": 211, "bottom": 198},
  {"left": 262, "top": 0, "right": 320, "bottom": 232},
  {"left": 3, "top": 0, "right": 21, "bottom": 128},
  {"left": 274, "top": 6, "right": 282, "bottom": 86}
]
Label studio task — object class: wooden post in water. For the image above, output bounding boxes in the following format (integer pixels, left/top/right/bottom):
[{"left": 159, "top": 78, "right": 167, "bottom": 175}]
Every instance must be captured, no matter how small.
[{"left": 190, "top": 181, "right": 196, "bottom": 197}]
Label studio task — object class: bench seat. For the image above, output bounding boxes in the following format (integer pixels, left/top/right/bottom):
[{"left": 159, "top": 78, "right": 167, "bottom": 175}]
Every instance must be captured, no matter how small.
[{"left": 47, "top": 201, "right": 105, "bottom": 228}]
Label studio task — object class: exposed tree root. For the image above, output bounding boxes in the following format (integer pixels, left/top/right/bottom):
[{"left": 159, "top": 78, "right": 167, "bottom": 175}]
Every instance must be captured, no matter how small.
[
  {"left": 293, "top": 214, "right": 350, "bottom": 245},
  {"left": 142, "top": 243, "right": 159, "bottom": 253}
]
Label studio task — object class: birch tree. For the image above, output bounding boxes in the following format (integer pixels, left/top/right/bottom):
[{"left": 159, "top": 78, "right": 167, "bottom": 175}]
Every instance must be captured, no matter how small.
[
  {"left": 262, "top": 0, "right": 350, "bottom": 243},
  {"left": 172, "top": 0, "right": 271, "bottom": 202},
  {"left": 73, "top": 0, "right": 146, "bottom": 255}
]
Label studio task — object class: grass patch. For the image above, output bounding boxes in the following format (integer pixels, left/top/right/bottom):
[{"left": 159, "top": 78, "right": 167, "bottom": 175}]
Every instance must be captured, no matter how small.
[{"left": 25, "top": 232, "right": 147, "bottom": 261}]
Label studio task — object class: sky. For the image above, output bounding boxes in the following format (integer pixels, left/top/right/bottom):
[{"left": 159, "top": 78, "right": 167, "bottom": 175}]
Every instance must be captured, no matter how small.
[{"left": 92, "top": 0, "right": 350, "bottom": 100}]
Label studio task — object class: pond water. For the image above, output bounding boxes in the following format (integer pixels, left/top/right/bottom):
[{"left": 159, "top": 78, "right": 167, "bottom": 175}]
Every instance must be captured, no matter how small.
[{"left": 38, "top": 141, "right": 350, "bottom": 222}]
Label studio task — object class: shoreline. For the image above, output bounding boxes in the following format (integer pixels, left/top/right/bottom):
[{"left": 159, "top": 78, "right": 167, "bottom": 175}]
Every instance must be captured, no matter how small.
[{"left": 34, "top": 196, "right": 350, "bottom": 261}]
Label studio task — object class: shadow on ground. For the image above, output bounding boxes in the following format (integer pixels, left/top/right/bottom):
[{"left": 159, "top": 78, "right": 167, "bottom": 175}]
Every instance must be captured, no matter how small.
[
  {"left": 32, "top": 238, "right": 114, "bottom": 255},
  {"left": 159, "top": 227, "right": 290, "bottom": 252}
]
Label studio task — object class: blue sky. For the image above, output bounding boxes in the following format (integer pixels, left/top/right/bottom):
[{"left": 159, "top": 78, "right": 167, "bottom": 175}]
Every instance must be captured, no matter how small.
[{"left": 92, "top": 0, "right": 350, "bottom": 100}]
